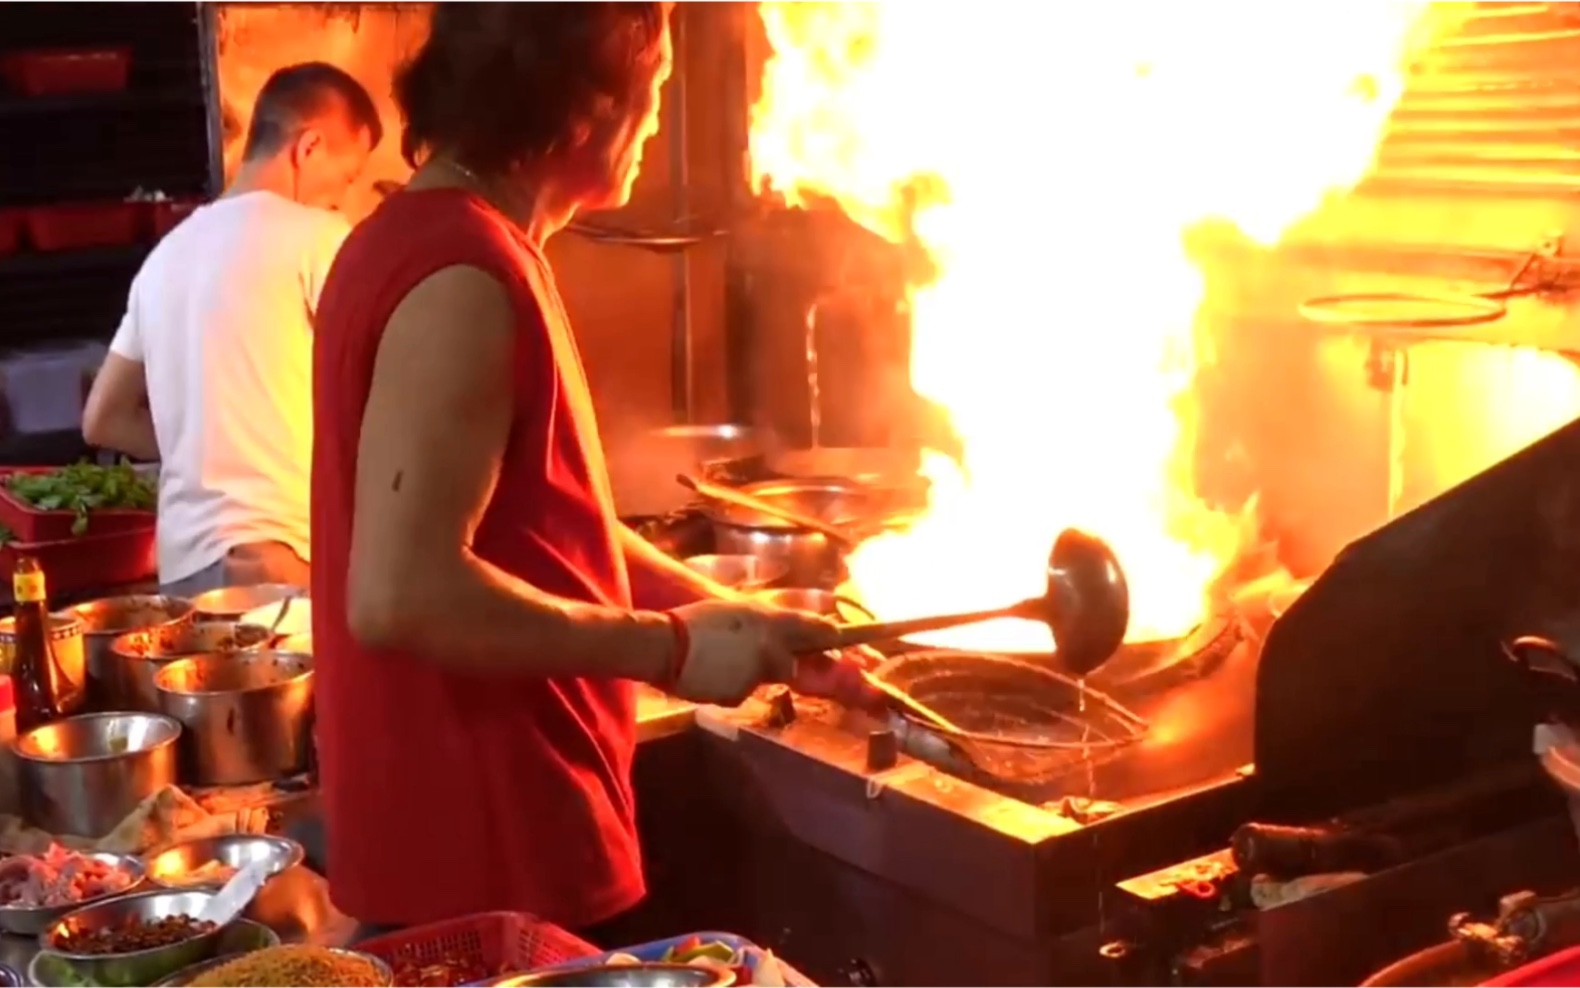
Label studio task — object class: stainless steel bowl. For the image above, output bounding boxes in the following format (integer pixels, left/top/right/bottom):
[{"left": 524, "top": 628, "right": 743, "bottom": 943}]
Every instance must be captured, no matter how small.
[
  {"left": 42, "top": 888, "right": 229, "bottom": 988},
  {"left": 0, "top": 852, "right": 145, "bottom": 936},
  {"left": 681, "top": 555, "right": 788, "bottom": 592},
  {"left": 106, "top": 623, "right": 273, "bottom": 713},
  {"left": 15, "top": 713, "right": 182, "bottom": 837},
  {"left": 68, "top": 596, "right": 195, "bottom": 711},
  {"left": 31, "top": 919, "right": 278, "bottom": 988},
  {"left": 187, "top": 584, "right": 301, "bottom": 623},
  {"left": 145, "top": 834, "right": 303, "bottom": 891},
  {"left": 277, "top": 632, "right": 311, "bottom": 655},
  {"left": 153, "top": 946, "right": 390, "bottom": 987},
  {"left": 490, "top": 963, "right": 734, "bottom": 988},
  {"left": 154, "top": 651, "right": 313, "bottom": 786}
]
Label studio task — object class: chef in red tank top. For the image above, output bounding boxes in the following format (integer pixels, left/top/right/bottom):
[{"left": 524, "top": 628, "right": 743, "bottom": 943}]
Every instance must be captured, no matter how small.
[{"left": 309, "top": 3, "right": 873, "bottom": 937}]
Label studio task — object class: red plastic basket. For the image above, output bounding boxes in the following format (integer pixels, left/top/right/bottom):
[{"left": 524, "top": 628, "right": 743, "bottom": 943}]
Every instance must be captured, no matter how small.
[
  {"left": 0, "top": 526, "right": 156, "bottom": 601},
  {"left": 26, "top": 202, "right": 140, "bottom": 252},
  {"left": 0, "top": 209, "right": 22, "bottom": 255},
  {"left": 0, "top": 468, "right": 156, "bottom": 543},
  {"left": 0, "top": 47, "right": 130, "bottom": 96},
  {"left": 1484, "top": 946, "right": 1580, "bottom": 986},
  {"left": 358, "top": 912, "right": 599, "bottom": 987},
  {"left": 146, "top": 199, "right": 203, "bottom": 239}
]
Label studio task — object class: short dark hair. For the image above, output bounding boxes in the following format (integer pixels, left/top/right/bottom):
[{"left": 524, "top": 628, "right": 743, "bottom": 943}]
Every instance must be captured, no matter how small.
[
  {"left": 243, "top": 62, "right": 384, "bottom": 161},
  {"left": 394, "top": 3, "right": 668, "bottom": 174}
]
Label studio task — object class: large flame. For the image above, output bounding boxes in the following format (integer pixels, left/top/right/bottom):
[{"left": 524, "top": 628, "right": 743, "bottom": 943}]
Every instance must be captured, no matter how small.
[{"left": 749, "top": 1, "right": 1437, "bottom": 651}]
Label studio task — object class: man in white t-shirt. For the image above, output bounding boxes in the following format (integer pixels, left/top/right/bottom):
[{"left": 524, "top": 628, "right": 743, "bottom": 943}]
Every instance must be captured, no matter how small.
[{"left": 83, "top": 63, "right": 380, "bottom": 595}]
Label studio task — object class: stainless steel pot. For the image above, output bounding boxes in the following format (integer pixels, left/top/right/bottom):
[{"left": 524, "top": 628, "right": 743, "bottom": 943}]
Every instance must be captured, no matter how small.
[
  {"left": 706, "top": 478, "right": 889, "bottom": 588},
  {"left": 607, "top": 423, "right": 774, "bottom": 516},
  {"left": 14, "top": 713, "right": 181, "bottom": 838},
  {"left": 755, "top": 588, "right": 874, "bottom": 623},
  {"left": 188, "top": 584, "right": 300, "bottom": 623},
  {"left": 0, "top": 613, "right": 85, "bottom": 700},
  {"left": 154, "top": 651, "right": 313, "bottom": 786},
  {"left": 105, "top": 622, "right": 272, "bottom": 713},
  {"left": 67, "top": 595, "right": 195, "bottom": 711},
  {"left": 681, "top": 554, "right": 788, "bottom": 592}
]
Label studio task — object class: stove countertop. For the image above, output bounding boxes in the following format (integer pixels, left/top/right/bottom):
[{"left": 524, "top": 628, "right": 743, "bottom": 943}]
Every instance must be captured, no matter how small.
[{"left": 635, "top": 684, "right": 696, "bottom": 742}]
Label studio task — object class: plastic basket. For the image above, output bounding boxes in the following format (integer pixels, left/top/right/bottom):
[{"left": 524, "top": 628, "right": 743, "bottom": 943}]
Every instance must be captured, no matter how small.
[
  {"left": 0, "top": 468, "right": 155, "bottom": 543},
  {"left": 0, "top": 526, "right": 156, "bottom": 601},
  {"left": 1483, "top": 946, "right": 1580, "bottom": 987},
  {"left": 357, "top": 911, "right": 598, "bottom": 987},
  {"left": 519, "top": 931, "right": 818, "bottom": 987}
]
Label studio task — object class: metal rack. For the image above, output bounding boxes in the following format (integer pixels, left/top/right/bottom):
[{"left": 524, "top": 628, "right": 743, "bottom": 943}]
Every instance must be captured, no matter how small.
[{"left": 0, "top": 1, "right": 214, "bottom": 465}]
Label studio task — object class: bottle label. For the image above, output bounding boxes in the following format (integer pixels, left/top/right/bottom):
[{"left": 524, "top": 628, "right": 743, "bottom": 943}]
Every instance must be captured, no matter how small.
[{"left": 13, "top": 572, "right": 44, "bottom": 604}]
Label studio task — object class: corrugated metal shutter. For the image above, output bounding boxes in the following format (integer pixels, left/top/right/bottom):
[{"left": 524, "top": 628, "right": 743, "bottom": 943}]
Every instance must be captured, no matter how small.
[{"left": 1371, "top": 1, "right": 1580, "bottom": 195}]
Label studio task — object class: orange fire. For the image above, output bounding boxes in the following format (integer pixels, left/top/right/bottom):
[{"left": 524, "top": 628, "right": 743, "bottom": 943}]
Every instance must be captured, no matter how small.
[{"left": 748, "top": 1, "right": 1442, "bottom": 652}]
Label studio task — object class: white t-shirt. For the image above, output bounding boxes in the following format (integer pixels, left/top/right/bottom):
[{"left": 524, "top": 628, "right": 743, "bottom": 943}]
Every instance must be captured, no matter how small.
[{"left": 109, "top": 191, "right": 350, "bottom": 585}]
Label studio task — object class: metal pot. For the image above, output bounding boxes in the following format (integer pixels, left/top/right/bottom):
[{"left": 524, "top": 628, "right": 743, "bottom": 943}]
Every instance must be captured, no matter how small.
[
  {"left": 681, "top": 555, "right": 788, "bottom": 592},
  {"left": 706, "top": 478, "right": 889, "bottom": 588},
  {"left": 607, "top": 423, "right": 774, "bottom": 516},
  {"left": 105, "top": 622, "right": 272, "bottom": 713},
  {"left": 154, "top": 651, "right": 313, "bottom": 786},
  {"left": 66, "top": 595, "right": 195, "bottom": 711},
  {"left": 14, "top": 712, "right": 181, "bottom": 838},
  {"left": 0, "top": 614, "right": 85, "bottom": 700},
  {"left": 187, "top": 584, "right": 300, "bottom": 623},
  {"left": 755, "top": 587, "right": 874, "bottom": 623}
]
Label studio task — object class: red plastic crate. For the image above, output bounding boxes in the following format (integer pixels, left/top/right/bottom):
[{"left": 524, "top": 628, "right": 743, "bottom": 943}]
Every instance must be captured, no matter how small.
[
  {"left": 0, "top": 468, "right": 156, "bottom": 543},
  {"left": 0, "top": 527, "right": 156, "bottom": 600},
  {"left": 26, "top": 202, "right": 140, "bottom": 252},
  {"left": 0, "top": 209, "right": 22, "bottom": 255},
  {"left": 1484, "top": 947, "right": 1580, "bottom": 986},
  {"left": 1, "top": 47, "right": 130, "bottom": 96},
  {"left": 146, "top": 199, "right": 203, "bottom": 239},
  {"left": 358, "top": 912, "right": 598, "bottom": 986}
]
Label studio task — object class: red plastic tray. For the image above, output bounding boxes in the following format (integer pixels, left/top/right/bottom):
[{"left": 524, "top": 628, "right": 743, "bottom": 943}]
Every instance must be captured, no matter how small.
[
  {"left": 0, "top": 468, "right": 156, "bottom": 543},
  {"left": 0, "top": 526, "right": 155, "bottom": 601},
  {"left": 1, "top": 47, "right": 130, "bottom": 96},
  {"left": 357, "top": 911, "right": 598, "bottom": 986},
  {"left": 146, "top": 199, "right": 203, "bottom": 239},
  {"left": 26, "top": 202, "right": 140, "bottom": 252},
  {"left": 1484, "top": 946, "right": 1580, "bottom": 986},
  {"left": 0, "top": 209, "right": 22, "bottom": 255}
]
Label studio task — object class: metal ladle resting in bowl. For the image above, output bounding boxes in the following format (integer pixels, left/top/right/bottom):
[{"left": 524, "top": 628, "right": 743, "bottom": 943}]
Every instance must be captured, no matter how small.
[{"left": 801, "top": 529, "right": 1131, "bottom": 733}]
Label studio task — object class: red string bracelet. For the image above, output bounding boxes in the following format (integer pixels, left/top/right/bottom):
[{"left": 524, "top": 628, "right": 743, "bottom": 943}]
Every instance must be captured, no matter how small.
[{"left": 663, "top": 611, "right": 691, "bottom": 690}]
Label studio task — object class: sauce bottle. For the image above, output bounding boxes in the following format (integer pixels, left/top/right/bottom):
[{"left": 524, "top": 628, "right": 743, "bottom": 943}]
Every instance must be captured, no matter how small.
[{"left": 11, "top": 557, "right": 80, "bottom": 732}]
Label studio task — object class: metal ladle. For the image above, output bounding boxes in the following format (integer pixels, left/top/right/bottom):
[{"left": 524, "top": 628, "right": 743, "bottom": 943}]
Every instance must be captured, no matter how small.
[{"left": 827, "top": 528, "right": 1131, "bottom": 678}]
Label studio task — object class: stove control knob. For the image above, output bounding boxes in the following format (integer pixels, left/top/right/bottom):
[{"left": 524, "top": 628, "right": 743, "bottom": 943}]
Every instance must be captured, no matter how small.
[{"left": 866, "top": 729, "right": 899, "bottom": 771}]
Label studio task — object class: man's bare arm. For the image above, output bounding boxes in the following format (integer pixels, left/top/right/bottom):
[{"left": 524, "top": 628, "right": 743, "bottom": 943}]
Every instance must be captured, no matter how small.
[
  {"left": 346, "top": 265, "right": 675, "bottom": 682},
  {"left": 620, "top": 525, "right": 741, "bottom": 610},
  {"left": 82, "top": 354, "right": 158, "bottom": 461}
]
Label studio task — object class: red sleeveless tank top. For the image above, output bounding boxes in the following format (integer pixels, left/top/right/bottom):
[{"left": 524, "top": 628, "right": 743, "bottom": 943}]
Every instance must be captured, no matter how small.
[{"left": 310, "top": 189, "right": 642, "bottom": 928}]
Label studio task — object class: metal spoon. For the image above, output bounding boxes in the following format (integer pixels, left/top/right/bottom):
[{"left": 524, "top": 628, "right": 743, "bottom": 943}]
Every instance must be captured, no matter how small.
[
  {"left": 827, "top": 528, "right": 1131, "bottom": 677},
  {"left": 677, "top": 473, "right": 855, "bottom": 548}
]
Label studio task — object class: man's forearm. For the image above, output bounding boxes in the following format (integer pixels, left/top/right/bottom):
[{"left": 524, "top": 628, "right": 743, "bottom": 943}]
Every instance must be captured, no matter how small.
[
  {"left": 86, "top": 409, "right": 158, "bottom": 462},
  {"left": 620, "top": 525, "right": 740, "bottom": 610}
]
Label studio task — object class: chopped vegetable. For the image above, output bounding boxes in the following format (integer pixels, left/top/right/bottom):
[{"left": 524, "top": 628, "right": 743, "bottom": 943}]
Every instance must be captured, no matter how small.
[
  {"left": 53, "top": 913, "right": 214, "bottom": 955},
  {"left": 5, "top": 462, "right": 155, "bottom": 536}
]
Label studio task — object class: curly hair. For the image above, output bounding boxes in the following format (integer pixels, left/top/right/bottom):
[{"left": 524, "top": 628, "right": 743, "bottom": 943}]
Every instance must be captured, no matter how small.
[{"left": 394, "top": 2, "right": 670, "bottom": 174}]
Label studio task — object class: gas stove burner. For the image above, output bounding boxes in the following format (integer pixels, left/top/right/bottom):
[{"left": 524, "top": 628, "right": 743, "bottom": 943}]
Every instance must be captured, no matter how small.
[{"left": 871, "top": 650, "right": 1149, "bottom": 797}]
